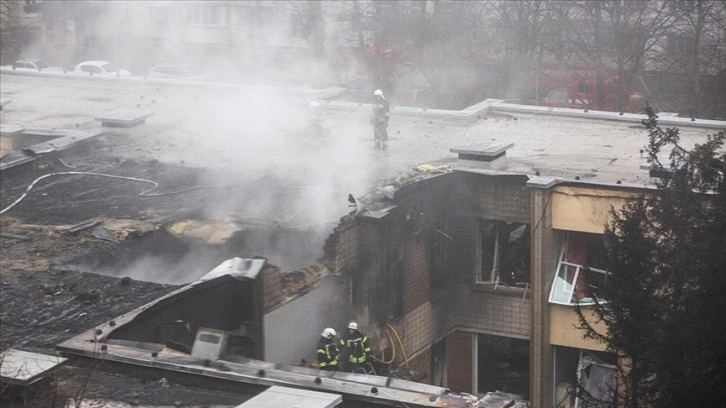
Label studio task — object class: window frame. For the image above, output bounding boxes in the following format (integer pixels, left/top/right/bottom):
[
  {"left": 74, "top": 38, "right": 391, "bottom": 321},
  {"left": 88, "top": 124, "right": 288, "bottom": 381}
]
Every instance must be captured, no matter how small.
[
  {"left": 549, "top": 233, "right": 610, "bottom": 306},
  {"left": 475, "top": 220, "right": 530, "bottom": 288}
]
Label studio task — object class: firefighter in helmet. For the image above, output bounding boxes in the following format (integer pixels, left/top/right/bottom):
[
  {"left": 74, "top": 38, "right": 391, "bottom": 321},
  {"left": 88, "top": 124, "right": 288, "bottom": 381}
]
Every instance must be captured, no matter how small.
[
  {"left": 340, "top": 321, "right": 371, "bottom": 372},
  {"left": 316, "top": 328, "right": 340, "bottom": 371},
  {"left": 371, "top": 89, "right": 390, "bottom": 149}
]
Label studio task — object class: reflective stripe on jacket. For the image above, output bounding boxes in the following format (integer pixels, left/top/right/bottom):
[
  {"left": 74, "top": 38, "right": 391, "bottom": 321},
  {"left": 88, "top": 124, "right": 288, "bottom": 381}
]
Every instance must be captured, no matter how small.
[
  {"left": 317, "top": 340, "right": 339, "bottom": 367},
  {"left": 340, "top": 331, "right": 371, "bottom": 363}
]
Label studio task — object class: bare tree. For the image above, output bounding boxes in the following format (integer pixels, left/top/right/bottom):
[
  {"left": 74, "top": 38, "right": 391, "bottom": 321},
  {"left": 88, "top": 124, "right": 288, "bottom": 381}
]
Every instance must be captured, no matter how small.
[
  {"left": 289, "top": 0, "right": 326, "bottom": 59},
  {"left": 416, "top": 0, "right": 489, "bottom": 107},
  {"left": 484, "top": 0, "right": 561, "bottom": 100},
  {"left": 555, "top": 1, "right": 677, "bottom": 112},
  {"left": 659, "top": 0, "right": 726, "bottom": 118}
]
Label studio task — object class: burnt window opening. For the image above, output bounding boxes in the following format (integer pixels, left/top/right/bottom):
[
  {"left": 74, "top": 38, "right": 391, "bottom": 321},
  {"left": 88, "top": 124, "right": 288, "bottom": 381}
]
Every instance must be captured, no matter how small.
[
  {"left": 377, "top": 245, "right": 404, "bottom": 323},
  {"left": 549, "top": 232, "right": 610, "bottom": 306},
  {"left": 476, "top": 220, "right": 530, "bottom": 287}
]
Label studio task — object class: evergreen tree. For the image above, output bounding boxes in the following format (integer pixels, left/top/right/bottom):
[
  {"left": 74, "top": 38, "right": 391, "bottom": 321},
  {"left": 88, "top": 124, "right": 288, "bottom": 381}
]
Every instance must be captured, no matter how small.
[{"left": 575, "top": 105, "right": 726, "bottom": 407}]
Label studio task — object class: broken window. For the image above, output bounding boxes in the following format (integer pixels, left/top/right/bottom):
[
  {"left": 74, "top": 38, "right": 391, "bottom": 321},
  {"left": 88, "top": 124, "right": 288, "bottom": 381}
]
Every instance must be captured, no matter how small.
[
  {"left": 549, "top": 232, "right": 609, "bottom": 306},
  {"left": 476, "top": 220, "right": 530, "bottom": 287},
  {"left": 554, "top": 347, "right": 617, "bottom": 408},
  {"left": 576, "top": 351, "right": 617, "bottom": 407}
]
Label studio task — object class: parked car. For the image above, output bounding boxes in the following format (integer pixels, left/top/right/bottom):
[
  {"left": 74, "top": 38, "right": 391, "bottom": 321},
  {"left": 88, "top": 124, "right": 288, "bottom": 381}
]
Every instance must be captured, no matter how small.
[
  {"left": 73, "top": 60, "right": 131, "bottom": 77},
  {"left": 3, "top": 59, "right": 64, "bottom": 73},
  {"left": 147, "top": 63, "right": 196, "bottom": 80}
]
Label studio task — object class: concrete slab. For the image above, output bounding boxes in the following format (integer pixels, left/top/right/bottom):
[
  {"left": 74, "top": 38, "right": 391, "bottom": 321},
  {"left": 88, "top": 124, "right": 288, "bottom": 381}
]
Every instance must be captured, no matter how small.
[
  {"left": 0, "top": 348, "right": 68, "bottom": 385},
  {"left": 235, "top": 385, "right": 342, "bottom": 408},
  {"left": 0, "top": 124, "right": 24, "bottom": 136},
  {"left": 95, "top": 109, "right": 154, "bottom": 128},
  {"left": 48, "top": 129, "right": 103, "bottom": 151},
  {"left": 23, "top": 142, "right": 55, "bottom": 155},
  {"left": 1, "top": 128, "right": 103, "bottom": 171},
  {"left": 0, "top": 149, "right": 35, "bottom": 170}
]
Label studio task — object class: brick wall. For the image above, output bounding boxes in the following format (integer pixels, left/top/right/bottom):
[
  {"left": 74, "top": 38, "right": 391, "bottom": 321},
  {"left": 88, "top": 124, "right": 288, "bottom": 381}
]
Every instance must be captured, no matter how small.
[
  {"left": 400, "top": 301, "right": 434, "bottom": 361},
  {"left": 324, "top": 222, "right": 361, "bottom": 275},
  {"left": 442, "top": 173, "right": 532, "bottom": 338},
  {"left": 446, "top": 330, "right": 473, "bottom": 393},
  {"left": 456, "top": 173, "right": 531, "bottom": 223},
  {"left": 408, "top": 347, "right": 432, "bottom": 383},
  {"left": 455, "top": 287, "right": 531, "bottom": 338},
  {"left": 403, "top": 238, "right": 430, "bottom": 315},
  {"left": 446, "top": 214, "right": 476, "bottom": 285}
]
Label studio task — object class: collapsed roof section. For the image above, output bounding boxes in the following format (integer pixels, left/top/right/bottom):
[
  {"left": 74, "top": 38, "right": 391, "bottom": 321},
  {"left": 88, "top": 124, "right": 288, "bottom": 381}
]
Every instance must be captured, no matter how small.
[{"left": 56, "top": 257, "right": 481, "bottom": 408}]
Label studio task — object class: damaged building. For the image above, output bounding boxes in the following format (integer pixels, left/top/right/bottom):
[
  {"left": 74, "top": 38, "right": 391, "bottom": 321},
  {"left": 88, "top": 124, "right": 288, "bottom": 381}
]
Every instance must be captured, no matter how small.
[
  {"left": 1, "top": 70, "right": 724, "bottom": 407},
  {"left": 52, "top": 133, "right": 726, "bottom": 407}
]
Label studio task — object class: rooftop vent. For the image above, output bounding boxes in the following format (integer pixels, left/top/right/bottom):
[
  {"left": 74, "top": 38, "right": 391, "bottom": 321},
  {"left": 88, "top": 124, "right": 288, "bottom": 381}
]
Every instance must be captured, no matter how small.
[{"left": 450, "top": 142, "right": 514, "bottom": 170}]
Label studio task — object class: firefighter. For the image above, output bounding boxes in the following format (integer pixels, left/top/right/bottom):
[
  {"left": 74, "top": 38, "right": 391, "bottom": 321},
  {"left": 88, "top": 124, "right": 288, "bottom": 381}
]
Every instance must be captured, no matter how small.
[
  {"left": 340, "top": 321, "right": 371, "bottom": 373},
  {"left": 371, "top": 89, "right": 390, "bottom": 149},
  {"left": 302, "top": 100, "right": 330, "bottom": 145},
  {"left": 316, "top": 328, "right": 340, "bottom": 371}
]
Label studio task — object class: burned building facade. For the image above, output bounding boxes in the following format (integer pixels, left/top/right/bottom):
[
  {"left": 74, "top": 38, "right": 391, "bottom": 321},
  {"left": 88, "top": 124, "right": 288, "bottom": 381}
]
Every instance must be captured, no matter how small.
[{"left": 322, "top": 143, "right": 648, "bottom": 407}]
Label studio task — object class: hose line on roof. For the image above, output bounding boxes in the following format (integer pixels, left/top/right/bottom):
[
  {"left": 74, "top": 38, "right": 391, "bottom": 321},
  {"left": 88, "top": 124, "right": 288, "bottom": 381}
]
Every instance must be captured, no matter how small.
[{"left": 0, "top": 171, "right": 160, "bottom": 215}]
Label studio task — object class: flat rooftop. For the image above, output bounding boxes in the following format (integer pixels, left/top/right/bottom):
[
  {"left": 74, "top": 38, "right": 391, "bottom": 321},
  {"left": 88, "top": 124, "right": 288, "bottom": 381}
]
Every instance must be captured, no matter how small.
[{"left": 1, "top": 73, "right": 723, "bottom": 190}]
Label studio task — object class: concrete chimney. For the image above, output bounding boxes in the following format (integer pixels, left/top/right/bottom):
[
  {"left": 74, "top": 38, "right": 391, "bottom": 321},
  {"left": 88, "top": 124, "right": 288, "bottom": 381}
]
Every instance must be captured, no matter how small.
[{"left": 450, "top": 141, "right": 514, "bottom": 170}]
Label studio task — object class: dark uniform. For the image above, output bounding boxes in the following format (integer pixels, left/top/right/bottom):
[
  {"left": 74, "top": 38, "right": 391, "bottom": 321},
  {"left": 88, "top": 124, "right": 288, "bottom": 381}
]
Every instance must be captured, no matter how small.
[
  {"left": 340, "top": 327, "right": 371, "bottom": 373},
  {"left": 371, "top": 91, "right": 390, "bottom": 149},
  {"left": 316, "top": 335, "right": 340, "bottom": 371}
]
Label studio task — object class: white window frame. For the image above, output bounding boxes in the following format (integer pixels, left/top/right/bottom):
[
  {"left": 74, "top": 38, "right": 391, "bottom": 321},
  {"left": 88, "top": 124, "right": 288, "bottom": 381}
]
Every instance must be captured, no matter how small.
[{"left": 549, "top": 234, "right": 610, "bottom": 306}]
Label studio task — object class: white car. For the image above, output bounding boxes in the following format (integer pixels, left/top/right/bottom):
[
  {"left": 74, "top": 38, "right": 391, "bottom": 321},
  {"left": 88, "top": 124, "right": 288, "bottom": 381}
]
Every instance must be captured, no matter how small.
[
  {"left": 147, "top": 63, "right": 196, "bottom": 80},
  {"left": 73, "top": 60, "right": 131, "bottom": 77},
  {"left": 4, "top": 59, "right": 64, "bottom": 73}
]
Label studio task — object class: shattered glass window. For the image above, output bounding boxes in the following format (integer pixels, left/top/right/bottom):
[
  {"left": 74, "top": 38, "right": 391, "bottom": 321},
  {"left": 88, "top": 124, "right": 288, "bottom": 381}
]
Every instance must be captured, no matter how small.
[{"left": 476, "top": 220, "right": 530, "bottom": 287}]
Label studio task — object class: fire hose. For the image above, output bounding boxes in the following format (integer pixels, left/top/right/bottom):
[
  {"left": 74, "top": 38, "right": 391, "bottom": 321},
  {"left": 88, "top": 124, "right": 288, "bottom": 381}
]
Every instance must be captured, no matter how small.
[
  {"left": 0, "top": 171, "right": 164, "bottom": 215},
  {"left": 371, "top": 323, "right": 409, "bottom": 369}
]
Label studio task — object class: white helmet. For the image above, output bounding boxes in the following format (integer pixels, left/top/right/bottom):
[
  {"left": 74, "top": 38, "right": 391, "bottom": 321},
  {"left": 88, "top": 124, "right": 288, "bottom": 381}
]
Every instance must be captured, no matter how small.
[
  {"left": 310, "top": 101, "right": 320, "bottom": 109},
  {"left": 348, "top": 322, "right": 358, "bottom": 330},
  {"left": 373, "top": 89, "right": 384, "bottom": 97},
  {"left": 322, "top": 328, "right": 336, "bottom": 339}
]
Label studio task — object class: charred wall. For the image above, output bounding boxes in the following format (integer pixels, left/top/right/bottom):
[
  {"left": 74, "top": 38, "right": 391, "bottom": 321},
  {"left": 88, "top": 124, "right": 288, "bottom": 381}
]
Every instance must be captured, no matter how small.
[
  {"left": 444, "top": 173, "right": 532, "bottom": 336},
  {"left": 106, "top": 273, "right": 265, "bottom": 359},
  {"left": 361, "top": 174, "right": 455, "bottom": 326},
  {"left": 318, "top": 171, "right": 533, "bottom": 393},
  {"left": 454, "top": 173, "right": 531, "bottom": 223}
]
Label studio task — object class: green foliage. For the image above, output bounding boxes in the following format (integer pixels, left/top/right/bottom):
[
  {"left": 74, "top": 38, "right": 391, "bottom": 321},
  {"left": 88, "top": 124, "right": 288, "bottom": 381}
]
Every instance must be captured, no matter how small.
[{"left": 576, "top": 105, "right": 726, "bottom": 407}]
